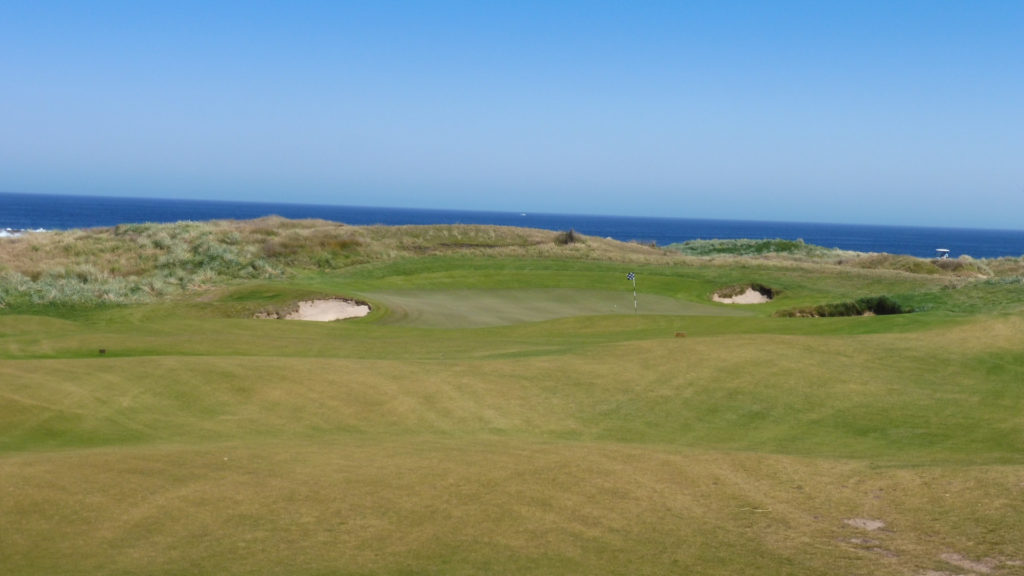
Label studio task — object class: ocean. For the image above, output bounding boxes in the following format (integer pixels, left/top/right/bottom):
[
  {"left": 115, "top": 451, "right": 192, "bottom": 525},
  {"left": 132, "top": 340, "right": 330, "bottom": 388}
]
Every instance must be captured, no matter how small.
[{"left": 2, "top": 191, "right": 1023, "bottom": 259}]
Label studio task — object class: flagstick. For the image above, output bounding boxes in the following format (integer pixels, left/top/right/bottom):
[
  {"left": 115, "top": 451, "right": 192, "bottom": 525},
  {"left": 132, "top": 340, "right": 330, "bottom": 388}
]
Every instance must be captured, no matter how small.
[{"left": 631, "top": 274, "right": 638, "bottom": 315}]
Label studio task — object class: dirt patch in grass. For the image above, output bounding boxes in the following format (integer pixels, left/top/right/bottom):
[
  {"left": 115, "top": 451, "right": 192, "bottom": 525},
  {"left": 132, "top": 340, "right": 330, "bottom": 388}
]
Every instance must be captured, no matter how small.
[
  {"left": 844, "top": 518, "right": 886, "bottom": 531},
  {"left": 939, "top": 553, "right": 999, "bottom": 574}
]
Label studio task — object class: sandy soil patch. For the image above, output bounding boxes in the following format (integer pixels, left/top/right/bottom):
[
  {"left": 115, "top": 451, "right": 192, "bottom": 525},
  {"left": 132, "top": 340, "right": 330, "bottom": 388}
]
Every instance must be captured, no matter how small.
[
  {"left": 713, "top": 287, "right": 772, "bottom": 304},
  {"left": 939, "top": 553, "right": 998, "bottom": 574},
  {"left": 286, "top": 299, "right": 370, "bottom": 321},
  {"left": 844, "top": 518, "right": 886, "bottom": 531}
]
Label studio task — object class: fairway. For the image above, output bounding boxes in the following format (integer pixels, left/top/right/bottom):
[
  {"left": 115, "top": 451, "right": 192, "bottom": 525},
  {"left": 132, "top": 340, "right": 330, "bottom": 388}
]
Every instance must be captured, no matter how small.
[{"left": 2, "top": 221, "right": 1023, "bottom": 576}]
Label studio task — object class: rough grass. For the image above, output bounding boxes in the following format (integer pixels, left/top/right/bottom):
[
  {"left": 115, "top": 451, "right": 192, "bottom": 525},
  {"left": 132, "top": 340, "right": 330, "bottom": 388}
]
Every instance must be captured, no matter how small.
[
  {"left": 3, "top": 220, "right": 1024, "bottom": 575},
  {"left": 5, "top": 219, "right": 1015, "bottom": 310},
  {"left": 0, "top": 219, "right": 672, "bottom": 308}
]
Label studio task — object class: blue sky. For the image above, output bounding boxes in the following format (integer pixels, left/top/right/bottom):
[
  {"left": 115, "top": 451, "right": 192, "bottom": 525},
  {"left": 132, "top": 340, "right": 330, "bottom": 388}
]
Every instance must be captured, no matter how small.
[{"left": 2, "top": 1, "right": 1022, "bottom": 228}]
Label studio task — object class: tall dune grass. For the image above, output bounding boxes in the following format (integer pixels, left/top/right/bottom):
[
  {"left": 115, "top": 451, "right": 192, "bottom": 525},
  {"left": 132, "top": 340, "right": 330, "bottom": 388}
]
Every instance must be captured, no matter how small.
[{"left": 2, "top": 219, "right": 1017, "bottom": 310}]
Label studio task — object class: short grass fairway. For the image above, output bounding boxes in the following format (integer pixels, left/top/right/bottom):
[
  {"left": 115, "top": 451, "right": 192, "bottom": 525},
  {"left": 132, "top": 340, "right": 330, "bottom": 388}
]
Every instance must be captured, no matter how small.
[{"left": 2, "top": 221, "right": 1024, "bottom": 575}]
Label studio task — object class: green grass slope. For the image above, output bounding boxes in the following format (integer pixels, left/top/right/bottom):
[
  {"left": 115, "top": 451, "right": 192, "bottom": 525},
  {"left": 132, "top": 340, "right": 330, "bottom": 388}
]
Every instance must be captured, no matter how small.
[{"left": 2, "top": 221, "right": 1024, "bottom": 575}]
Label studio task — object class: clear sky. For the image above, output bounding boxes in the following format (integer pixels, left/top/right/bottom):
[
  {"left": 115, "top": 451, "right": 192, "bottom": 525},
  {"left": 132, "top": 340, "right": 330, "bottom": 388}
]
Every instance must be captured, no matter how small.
[{"left": 2, "top": 1, "right": 1022, "bottom": 229}]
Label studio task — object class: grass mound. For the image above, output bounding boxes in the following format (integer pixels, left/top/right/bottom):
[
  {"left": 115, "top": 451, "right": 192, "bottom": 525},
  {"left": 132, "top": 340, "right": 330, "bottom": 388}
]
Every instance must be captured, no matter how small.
[
  {"left": 0, "top": 219, "right": 665, "bottom": 309},
  {"left": 5, "top": 219, "right": 1018, "bottom": 312},
  {"left": 847, "top": 253, "right": 991, "bottom": 276},
  {"left": 0, "top": 220, "right": 286, "bottom": 307}
]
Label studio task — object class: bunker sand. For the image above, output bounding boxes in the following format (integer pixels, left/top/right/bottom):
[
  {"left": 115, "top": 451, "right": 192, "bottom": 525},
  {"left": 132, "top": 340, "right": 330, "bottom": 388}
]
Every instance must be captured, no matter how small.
[
  {"left": 713, "top": 287, "right": 772, "bottom": 304},
  {"left": 285, "top": 299, "right": 370, "bottom": 321}
]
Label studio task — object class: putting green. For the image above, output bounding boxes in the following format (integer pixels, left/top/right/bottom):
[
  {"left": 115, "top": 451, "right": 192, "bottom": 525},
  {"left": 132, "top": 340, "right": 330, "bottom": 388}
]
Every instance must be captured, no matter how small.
[{"left": 364, "top": 288, "right": 752, "bottom": 328}]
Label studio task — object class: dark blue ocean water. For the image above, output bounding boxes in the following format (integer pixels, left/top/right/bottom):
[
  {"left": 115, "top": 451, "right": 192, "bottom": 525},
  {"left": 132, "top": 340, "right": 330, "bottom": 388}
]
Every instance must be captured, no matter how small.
[{"left": 3, "top": 191, "right": 1023, "bottom": 259}]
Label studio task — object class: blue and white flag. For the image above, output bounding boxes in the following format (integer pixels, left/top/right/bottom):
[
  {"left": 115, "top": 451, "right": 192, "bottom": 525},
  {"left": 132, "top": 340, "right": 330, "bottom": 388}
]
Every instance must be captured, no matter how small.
[{"left": 627, "top": 272, "right": 635, "bottom": 281}]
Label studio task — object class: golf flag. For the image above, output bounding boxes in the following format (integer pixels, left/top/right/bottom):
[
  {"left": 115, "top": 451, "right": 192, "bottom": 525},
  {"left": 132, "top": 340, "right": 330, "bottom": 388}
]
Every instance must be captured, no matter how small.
[{"left": 627, "top": 272, "right": 637, "bottom": 314}]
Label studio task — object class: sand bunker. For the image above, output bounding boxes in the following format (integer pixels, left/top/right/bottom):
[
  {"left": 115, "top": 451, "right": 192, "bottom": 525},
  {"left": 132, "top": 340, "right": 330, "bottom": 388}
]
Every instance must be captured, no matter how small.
[
  {"left": 713, "top": 287, "right": 772, "bottom": 304},
  {"left": 282, "top": 299, "right": 370, "bottom": 322}
]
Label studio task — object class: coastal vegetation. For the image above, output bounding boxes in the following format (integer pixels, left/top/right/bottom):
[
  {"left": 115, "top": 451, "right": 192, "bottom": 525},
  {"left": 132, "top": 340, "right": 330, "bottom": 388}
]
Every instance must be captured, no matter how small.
[
  {"left": 667, "top": 237, "right": 844, "bottom": 258},
  {"left": 2, "top": 220, "right": 1024, "bottom": 575},
  {"left": 774, "top": 295, "right": 910, "bottom": 317}
]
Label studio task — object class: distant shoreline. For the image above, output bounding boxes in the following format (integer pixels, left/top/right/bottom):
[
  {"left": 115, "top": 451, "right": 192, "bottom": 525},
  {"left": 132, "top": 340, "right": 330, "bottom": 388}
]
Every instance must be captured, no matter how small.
[{"left": 2, "top": 192, "right": 1023, "bottom": 258}]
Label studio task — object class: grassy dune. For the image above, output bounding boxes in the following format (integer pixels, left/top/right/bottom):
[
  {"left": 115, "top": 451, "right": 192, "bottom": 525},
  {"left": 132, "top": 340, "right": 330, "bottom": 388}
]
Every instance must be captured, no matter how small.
[{"left": 2, "top": 220, "right": 1023, "bottom": 575}]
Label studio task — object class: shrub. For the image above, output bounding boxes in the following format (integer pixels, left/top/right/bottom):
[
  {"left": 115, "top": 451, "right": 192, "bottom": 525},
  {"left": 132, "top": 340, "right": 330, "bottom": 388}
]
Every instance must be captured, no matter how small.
[
  {"left": 932, "top": 256, "right": 991, "bottom": 276},
  {"left": 668, "top": 238, "right": 836, "bottom": 258},
  {"left": 775, "top": 295, "right": 909, "bottom": 318},
  {"left": 856, "top": 295, "right": 905, "bottom": 315},
  {"left": 852, "top": 254, "right": 940, "bottom": 274},
  {"left": 554, "top": 229, "right": 582, "bottom": 245}
]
